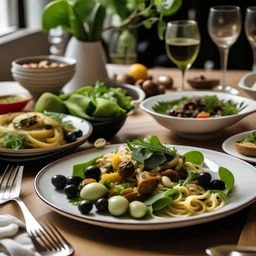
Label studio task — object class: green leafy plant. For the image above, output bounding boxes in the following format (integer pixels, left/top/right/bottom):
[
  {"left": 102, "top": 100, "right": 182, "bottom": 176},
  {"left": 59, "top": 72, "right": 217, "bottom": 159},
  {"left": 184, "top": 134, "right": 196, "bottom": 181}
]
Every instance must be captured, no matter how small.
[
  {"left": 42, "top": 0, "right": 182, "bottom": 42},
  {"left": 126, "top": 135, "right": 177, "bottom": 169}
]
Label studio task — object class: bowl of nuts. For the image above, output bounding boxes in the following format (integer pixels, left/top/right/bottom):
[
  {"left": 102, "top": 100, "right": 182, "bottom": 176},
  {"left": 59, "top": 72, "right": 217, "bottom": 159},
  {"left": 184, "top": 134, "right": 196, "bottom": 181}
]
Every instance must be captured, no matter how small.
[{"left": 11, "top": 55, "right": 76, "bottom": 100}]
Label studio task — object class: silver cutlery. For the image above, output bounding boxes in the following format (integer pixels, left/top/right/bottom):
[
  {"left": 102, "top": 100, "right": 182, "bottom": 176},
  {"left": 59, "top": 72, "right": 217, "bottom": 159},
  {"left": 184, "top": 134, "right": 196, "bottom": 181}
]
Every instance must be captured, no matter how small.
[
  {"left": 206, "top": 245, "right": 256, "bottom": 256},
  {"left": 0, "top": 164, "right": 74, "bottom": 256}
]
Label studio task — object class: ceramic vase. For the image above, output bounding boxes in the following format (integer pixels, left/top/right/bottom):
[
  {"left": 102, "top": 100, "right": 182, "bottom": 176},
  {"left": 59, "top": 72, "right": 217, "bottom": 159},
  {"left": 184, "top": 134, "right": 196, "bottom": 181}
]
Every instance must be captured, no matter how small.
[{"left": 63, "top": 37, "right": 108, "bottom": 93}]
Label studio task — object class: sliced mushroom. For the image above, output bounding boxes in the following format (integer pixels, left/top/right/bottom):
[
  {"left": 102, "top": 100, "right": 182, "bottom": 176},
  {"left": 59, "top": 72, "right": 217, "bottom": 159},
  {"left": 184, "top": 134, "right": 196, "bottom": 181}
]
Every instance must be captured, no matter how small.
[
  {"left": 160, "top": 169, "right": 179, "bottom": 182},
  {"left": 118, "top": 161, "right": 135, "bottom": 181},
  {"left": 124, "top": 191, "right": 145, "bottom": 202},
  {"left": 136, "top": 172, "right": 159, "bottom": 194}
]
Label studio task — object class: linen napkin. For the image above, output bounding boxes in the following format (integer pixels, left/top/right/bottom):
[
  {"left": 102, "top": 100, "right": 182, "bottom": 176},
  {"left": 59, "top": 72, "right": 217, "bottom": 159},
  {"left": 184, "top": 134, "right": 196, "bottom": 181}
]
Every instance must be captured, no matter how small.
[{"left": 0, "top": 214, "right": 41, "bottom": 256}]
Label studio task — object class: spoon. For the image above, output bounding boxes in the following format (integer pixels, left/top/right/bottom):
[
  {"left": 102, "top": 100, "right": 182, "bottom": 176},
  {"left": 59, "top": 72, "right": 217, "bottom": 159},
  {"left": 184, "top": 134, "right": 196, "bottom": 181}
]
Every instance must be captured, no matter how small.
[{"left": 206, "top": 245, "right": 256, "bottom": 256}]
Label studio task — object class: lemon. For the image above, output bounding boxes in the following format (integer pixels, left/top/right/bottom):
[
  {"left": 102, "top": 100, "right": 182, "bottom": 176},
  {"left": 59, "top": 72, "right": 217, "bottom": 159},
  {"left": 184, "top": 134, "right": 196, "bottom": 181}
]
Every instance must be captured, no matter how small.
[{"left": 128, "top": 63, "right": 148, "bottom": 81}]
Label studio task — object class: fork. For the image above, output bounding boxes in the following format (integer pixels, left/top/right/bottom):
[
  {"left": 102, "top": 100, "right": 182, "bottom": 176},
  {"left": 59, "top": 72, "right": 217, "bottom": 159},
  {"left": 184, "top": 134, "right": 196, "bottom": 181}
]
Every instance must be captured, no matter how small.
[{"left": 0, "top": 164, "right": 74, "bottom": 256}]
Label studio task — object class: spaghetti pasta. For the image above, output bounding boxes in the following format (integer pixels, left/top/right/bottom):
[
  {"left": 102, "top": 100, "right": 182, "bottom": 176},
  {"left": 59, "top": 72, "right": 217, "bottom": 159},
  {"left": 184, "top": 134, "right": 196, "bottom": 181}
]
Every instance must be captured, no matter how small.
[{"left": 0, "top": 112, "right": 70, "bottom": 149}]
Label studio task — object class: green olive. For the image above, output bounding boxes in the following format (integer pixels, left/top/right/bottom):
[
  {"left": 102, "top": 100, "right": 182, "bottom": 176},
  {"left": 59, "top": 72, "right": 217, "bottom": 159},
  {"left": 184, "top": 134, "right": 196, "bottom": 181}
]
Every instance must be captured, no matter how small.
[
  {"left": 108, "top": 196, "right": 129, "bottom": 216},
  {"left": 80, "top": 183, "right": 107, "bottom": 201},
  {"left": 129, "top": 201, "right": 147, "bottom": 219}
]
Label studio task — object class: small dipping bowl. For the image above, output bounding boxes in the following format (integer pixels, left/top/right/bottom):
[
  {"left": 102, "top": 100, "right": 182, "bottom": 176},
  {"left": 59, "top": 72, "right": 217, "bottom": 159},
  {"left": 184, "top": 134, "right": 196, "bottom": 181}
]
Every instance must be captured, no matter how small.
[{"left": 0, "top": 93, "right": 32, "bottom": 114}]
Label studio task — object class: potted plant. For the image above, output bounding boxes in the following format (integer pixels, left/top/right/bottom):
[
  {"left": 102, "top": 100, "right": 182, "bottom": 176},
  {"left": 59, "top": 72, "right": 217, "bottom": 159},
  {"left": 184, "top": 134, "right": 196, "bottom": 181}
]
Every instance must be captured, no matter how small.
[{"left": 42, "top": 0, "right": 182, "bottom": 92}]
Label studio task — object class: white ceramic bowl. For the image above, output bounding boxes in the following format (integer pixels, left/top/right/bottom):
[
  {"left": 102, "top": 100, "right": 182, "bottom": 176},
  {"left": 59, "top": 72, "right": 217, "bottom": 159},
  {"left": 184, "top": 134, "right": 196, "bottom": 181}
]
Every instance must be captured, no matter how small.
[
  {"left": 238, "top": 71, "right": 256, "bottom": 100},
  {"left": 140, "top": 91, "right": 256, "bottom": 139},
  {"left": 11, "top": 55, "right": 76, "bottom": 100}
]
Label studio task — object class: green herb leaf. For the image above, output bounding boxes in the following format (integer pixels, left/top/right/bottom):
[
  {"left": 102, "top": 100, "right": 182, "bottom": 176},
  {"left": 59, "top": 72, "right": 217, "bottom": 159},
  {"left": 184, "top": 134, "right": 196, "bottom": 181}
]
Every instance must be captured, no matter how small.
[
  {"left": 103, "top": 180, "right": 112, "bottom": 189},
  {"left": 211, "top": 190, "right": 228, "bottom": 202},
  {"left": 127, "top": 136, "right": 177, "bottom": 169},
  {"left": 72, "top": 156, "right": 102, "bottom": 178},
  {"left": 218, "top": 166, "right": 235, "bottom": 193},
  {"left": 144, "top": 189, "right": 179, "bottom": 210},
  {"left": 0, "top": 133, "right": 26, "bottom": 150},
  {"left": 69, "top": 197, "right": 82, "bottom": 206},
  {"left": 237, "top": 131, "right": 256, "bottom": 144},
  {"left": 184, "top": 151, "right": 204, "bottom": 165},
  {"left": 144, "top": 153, "right": 168, "bottom": 169}
]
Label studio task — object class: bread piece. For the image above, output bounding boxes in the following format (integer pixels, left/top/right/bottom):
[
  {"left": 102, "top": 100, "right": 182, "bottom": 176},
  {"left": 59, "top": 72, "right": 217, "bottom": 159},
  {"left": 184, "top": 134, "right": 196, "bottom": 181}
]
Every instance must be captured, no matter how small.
[{"left": 235, "top": 142, "right": 256, "bottom": 157}]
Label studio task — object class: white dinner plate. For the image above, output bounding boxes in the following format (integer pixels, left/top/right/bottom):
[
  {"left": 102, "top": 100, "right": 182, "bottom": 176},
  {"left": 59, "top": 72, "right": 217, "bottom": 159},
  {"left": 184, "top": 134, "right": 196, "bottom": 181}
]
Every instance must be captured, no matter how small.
[
  {"left": 35, "top": 144, "right": 256, "bottom": 230},
  {"left": 0, "top": 113, "right": 93, "bottom": 157},
  {"left": 222, "top": 130, "right": 256, "bottom": 164}
]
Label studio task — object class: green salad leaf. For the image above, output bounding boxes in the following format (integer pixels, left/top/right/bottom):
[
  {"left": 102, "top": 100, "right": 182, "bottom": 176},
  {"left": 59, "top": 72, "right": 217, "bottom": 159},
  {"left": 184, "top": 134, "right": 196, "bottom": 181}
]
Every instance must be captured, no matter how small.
[
  {"left": 72, "top": 155, "right": 102, "bottom": 178},
  {"left": 211, "top": 190, "right": 228, "bottom": 202},
  {"left": 184, "top": 151, "right": 204, "bottom": 165},
  {"left": 144, "top": 189, "right": 179, "bottom": 210},
  {"left": 152, "top": 95, "right": 247, "bottom": 116},
  {"left": 43, "top": 111, "right": 74, "bottom": 131},
  {"left": 126, "top": 136, "right": 177, "bottom": 169},
  {"left": 218, "top": 166, "right": 235, "bottom": 193},
  {"left": 0, "top": 133, "right": 26, "bottom": 150}
]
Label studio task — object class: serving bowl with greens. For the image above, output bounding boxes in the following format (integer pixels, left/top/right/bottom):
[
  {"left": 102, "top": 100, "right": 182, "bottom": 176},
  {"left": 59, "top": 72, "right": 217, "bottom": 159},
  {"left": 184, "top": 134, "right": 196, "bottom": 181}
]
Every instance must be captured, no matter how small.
[
  {"left": 140, "top": 91, "right": 256, "bottom": 139},
  {"left": 35, "top": 80, "right": 145, "bottom": 141}
]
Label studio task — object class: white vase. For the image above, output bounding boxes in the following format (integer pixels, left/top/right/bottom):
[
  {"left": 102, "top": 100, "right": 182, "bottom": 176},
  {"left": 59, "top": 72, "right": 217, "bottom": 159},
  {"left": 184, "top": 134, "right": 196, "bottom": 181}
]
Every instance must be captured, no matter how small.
[{"left": 63, "top": 37, "right": 109, "bottom": 93}]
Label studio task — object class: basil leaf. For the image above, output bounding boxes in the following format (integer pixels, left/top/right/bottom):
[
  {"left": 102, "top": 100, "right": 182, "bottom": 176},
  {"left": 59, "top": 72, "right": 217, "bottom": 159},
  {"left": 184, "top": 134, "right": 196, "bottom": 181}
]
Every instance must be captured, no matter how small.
[
  {"left": 132, "top": 148, "right": 145, "bottom": 164},
  {"left": 218, "top": 166, "right": 235, "bottom": 193},
  {"left": 152, "top": 197, "right": 172, "bottom": 210},
  {"left": 144, "top": 189, "right": 178, "bottom": 207},
  {"left": 144, "top": 153, "right": 168, "bottom": 169},
  {"left": 72, "top": 155, "right": 102, "bottom": 178},
  {"left": 211, "top": 190, "right": 228, "bottom": 202},
  {"left": 184, "top": 151, "right": 204, "bottom": 165}
]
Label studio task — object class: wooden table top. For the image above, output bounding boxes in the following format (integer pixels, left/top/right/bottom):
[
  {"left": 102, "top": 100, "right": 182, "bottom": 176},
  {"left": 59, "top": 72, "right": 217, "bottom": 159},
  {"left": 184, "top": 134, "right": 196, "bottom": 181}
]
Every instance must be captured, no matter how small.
[{"left": 1, "top": 65, "right": 255, "bottom": 256}]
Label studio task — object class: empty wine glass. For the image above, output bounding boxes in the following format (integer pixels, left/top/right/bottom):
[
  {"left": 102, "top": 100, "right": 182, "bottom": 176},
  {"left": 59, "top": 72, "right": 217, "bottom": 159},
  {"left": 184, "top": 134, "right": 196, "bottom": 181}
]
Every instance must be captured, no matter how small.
[
  {"left": 245, "top": 6, "right": 256, "bottom": 71},
  {"left": 165, "top": 20, "right": 200, "bottom": 91},
  {"left": 208, "top": 6, "right": 241, "bottom": 94}
]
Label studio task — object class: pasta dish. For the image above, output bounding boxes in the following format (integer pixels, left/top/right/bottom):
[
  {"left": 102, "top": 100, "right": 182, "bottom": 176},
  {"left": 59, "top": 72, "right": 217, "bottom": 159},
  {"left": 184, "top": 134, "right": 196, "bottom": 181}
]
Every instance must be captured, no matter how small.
[
  {"left": 0, "top": 112, "right": 77, "bottom": 149},
  {"left": 95, "top": 144, "right": 226, "bottom": 218},
  {"left": 64, "top": 136, "right": 234, "bottom": 219}
]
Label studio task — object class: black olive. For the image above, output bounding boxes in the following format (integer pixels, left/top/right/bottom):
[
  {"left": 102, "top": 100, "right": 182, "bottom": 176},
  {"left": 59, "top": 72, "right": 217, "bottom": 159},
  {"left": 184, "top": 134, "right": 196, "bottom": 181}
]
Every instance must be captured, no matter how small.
[
  {"left": 74, "top": 129, "right": 83, "bottom": 138},
  {"left": 51, "top": 175, "right": 67, "bottom": 189},
  {"left": 78, "top": 200, "right": 93, "bottom": 214},
  {"left": 197, "top": 172, "right": 211, "bottom": 187},
  {"left": 84, "top": 165, "right": 101, "bottom": 181},
  {"left": 64, "top": 184, "right": 79, "bottom": 198},
  {"left": 64, "top": 132, "right": 77, "bottom": 143},
  {"left": 95, "top": 198, "right": 108, "bottom": 212},
  {"left": 66, "top": 176, "right": 83, "bottom": 186},
  {"left": 209, "top": 180, "right": 226, "bottom": 190}
]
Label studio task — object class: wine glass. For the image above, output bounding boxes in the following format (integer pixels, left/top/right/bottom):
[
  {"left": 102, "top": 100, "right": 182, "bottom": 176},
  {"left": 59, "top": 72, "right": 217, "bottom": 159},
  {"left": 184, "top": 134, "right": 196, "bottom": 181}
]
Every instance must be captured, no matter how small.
[
  {"left": 165, "top": 20, "right": 200, "bottom": 91},
  {"left": 208, "top": 6, "right": 241, "bottom": 94},
  {"left": 245, "top": 6, "right": 256, "bottom": 71}
]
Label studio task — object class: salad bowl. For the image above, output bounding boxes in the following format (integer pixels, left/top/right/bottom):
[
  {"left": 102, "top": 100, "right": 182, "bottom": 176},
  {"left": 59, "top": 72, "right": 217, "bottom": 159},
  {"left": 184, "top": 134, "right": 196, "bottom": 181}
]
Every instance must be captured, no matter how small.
[{"left": 140, "top": 91, "right": 256, "bottom": 139}]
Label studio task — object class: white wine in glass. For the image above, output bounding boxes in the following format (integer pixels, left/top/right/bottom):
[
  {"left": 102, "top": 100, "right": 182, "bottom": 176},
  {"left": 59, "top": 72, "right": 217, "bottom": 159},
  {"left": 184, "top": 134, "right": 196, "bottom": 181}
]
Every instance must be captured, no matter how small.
[
  {"left": 208, "top": 6, "right": 241, "bottom": 94},
  {"left": 245, "top": 6, "right": 256, "bottom": 71},
  {"left": 165, "top": 20, "right": 200, "bottom": 91}
]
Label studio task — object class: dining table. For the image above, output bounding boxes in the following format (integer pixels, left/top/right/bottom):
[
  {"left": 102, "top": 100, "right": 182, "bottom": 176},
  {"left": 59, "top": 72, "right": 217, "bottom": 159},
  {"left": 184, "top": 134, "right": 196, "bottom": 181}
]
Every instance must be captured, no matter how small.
[{"left": 0, "top": 64, "right": 256, "bottom": 256}]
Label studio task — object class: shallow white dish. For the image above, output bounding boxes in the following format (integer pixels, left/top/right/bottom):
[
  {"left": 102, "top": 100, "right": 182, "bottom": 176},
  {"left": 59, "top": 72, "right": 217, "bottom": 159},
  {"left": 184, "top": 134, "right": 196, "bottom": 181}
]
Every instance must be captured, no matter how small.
[
  {"left": 35, "top": 144, "right": 256, "bottom": 230},
  {"left": 0, "top": 113, "right": 93, "bottom": 157},
  {"left": 140, "top": 91, "right": 256, "bottom": 140},
  {"left": 238, "top": 72, "right": 256, "bottom": 100},
  {"left": 222, "top": 130, "right": 256, "bottom": 164}
]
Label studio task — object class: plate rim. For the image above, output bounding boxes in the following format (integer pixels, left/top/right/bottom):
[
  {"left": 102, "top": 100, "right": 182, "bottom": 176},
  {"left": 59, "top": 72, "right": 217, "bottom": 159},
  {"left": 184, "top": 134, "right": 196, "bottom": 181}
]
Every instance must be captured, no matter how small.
[
  {"left": 222, "top": 130, "right": 256, "bottom": 164},
  {"left": 34, "top": 144, "right": 256, "bottom": 230}
]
